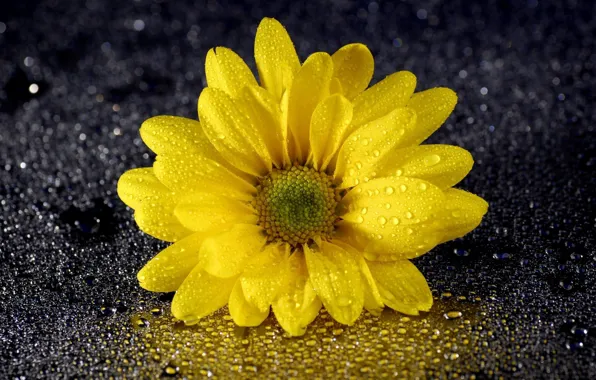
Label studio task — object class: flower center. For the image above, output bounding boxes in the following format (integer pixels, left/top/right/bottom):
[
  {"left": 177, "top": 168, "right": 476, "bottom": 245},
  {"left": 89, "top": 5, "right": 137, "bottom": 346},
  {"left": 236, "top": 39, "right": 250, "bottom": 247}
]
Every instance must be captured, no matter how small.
[{"left": 253, "top": 165, "right": 341, "bottom": 246}]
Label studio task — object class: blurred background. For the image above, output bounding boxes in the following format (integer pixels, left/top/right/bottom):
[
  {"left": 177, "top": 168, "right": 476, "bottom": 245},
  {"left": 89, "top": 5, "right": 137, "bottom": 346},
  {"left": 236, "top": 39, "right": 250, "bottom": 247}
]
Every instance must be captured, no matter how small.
[{"left": 1, "top": 0, "right": 595, "bottom": 377}]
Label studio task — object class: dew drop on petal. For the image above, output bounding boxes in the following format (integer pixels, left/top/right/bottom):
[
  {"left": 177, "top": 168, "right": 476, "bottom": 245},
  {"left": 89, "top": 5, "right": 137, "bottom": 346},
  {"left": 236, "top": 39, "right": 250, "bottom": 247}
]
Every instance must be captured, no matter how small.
[
  {"left": 424, "top": 154, "right": 441, "bottom": 166},
  {"left": 385, "top": 186, "right": 395, "bottom": 195}
]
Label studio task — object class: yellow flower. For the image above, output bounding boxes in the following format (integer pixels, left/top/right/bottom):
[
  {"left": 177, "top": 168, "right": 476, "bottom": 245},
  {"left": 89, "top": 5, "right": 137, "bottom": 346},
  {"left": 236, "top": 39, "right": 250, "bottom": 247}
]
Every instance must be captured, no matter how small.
[{"left": 117, "top": 18, "right": 488, "bottom": 336}]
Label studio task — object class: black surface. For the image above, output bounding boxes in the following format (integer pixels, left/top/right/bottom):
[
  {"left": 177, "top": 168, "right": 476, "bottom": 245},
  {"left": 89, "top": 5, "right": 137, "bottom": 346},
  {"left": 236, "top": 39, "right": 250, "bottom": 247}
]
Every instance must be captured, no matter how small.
[{"left": 1, "top": 0, "right": 595, "bottom": 378}]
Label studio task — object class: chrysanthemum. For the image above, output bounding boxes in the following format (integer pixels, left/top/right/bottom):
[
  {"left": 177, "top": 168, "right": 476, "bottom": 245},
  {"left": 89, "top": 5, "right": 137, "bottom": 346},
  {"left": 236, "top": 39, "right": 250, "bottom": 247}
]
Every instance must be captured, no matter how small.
[{"left": 117, "top": 18, "right": 488, "bottom": 336}]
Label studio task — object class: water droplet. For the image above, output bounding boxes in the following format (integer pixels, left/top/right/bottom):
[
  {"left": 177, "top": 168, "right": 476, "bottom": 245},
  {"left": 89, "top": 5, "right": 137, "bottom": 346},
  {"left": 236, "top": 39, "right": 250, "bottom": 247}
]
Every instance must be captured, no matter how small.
[
  {"left": 399, "top": 184, "right": 407, "bottom": 192},
  {"left": 384, "top": 203, "right": 391, "bottom": 209},
  {"left": 424, "top": 154, "right": 441, "bottom": 166},
  {"left": 378, "top": 216, "right": 387, "bottom": 225},
  {"left": 372, "top": 149, "right": 380, "bottom": 157},
  {"left": 419, "top": 183, "right": 427, "bottom": 191},
  {"left": 356, "top": 215, "right": 364, "bottom": 224},
  {"left": 444, "top": 311, "right": 463, "bottom": 319},
  {"left": 406, "top": 211, "right": 413, "bottom": 219},
  {"left": 453, "top": 248, "right": 470, "bottom": 257},
  {"left": 385, "top": 186, "right": 394, "bottom": 195},
  {"left": 391, "top": 217, "right": 400, "bottom": 225},
  {"left": 395, "top": 169, "right": 403, "bottom": 176},
  {"left": 493, "top": 252, "right": 510, "bottom": 260},
  {"left": 361, "top": 207, "right": 368, "bottom": 215}
]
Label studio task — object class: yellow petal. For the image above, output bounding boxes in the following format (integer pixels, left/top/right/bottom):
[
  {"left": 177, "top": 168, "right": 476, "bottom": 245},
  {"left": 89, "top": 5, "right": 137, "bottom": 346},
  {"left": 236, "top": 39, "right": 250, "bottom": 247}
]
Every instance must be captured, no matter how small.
[
  {"left": 272, "top": 251, "right": 322, "bottom": 336},
  {"left": 174, "top": 193, "right": 257, "bottom": 232},
  {"left": 309, "top": 94, "right": 353, "bottom": 171},
  {"left": 331, "top": 43, "right": 374, "bottom": 100},
  {"left": 140, "top": 116, "right": 221, "bottom": 158},
  {"left": 304, "top": 241, "right": 363, "bottom": 325},
  {"left": 335, "top": 108, "right": 417, "bottom": 188},
  {"left": 199, "top": 224, "right": 266, "bottom": 278},
  {"left": 134, "top": 203, "right": 193, "bottom": 243},
  {"left": 254, "top": 17, "right": 301, "bottom": 101},
  {"left": 117, "top": 167, "right": 168, "bottom": 210},
  {"left": 405, "top": 87, "right": 457, "bottom": 145},
  {"left": 338, "top": 177, "right": 445, "bottom": 259},
  {"left": 331, "top": 240, "right": 384, "bottom": 316},
  {"left": 240, "top": 244, "right": 290, "bottom": 313},
  {"left": 438, "top": 188, "right": 488, "bottom": 243},
  {"left": 117, "top": 167, "right": 192, "bottom": 242},
  {"left": 351, "top": 71, "right": 416, "bottom": 127},
  {"left": 171, "top": 266, "right": 236, "bottom": 324},
  {"left": 137, "top": 232, "right": 206, "bottom": 292},
  {"left": 286, "top": 52, "right": 334, "bottom": 162},
  {"left": 374, "top": 145, "right": 474, "bottom": 190},
  {"left": 205, "top": 47, "right": 258, "bottom": 97},
  {"left": 367, "top": 260, "right": 433, "bottom": 315},
  {"left": 153, "top": 154, "right": 255, "bottom": 201},
  {"left": 228, "top": 280, "right": 270, "bottom": 327},
  {"left": 198, "top": 87, "right": 271, "bottom": 176},
  {"left": 237, "top": 85, "right": 289, "bottom": 167}
]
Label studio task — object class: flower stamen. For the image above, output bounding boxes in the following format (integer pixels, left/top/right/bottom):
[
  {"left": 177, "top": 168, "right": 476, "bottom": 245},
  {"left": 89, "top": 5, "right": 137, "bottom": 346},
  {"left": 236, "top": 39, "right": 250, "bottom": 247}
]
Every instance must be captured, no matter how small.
[{"left": 253, "top": 165, "right": 341, "bottom": 246}]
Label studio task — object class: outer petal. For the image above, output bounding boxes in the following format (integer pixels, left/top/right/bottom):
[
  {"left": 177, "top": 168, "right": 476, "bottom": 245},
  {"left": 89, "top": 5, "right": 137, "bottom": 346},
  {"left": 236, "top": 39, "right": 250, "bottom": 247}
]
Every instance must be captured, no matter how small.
[
  {"left": 174, "top": 193, "right": 257, "bottom": 232},
  {"left": 240, "top": 244, "right": 290, "bottom": 312},
  {"left": 228, "top": 280, "right": 270, "bottom": 327},
  {"left": 137, "top": 232, "right": 206, "bottom": 292},
  {"left": 367, "top": 260, "right": 433, "bottom": 315},
  {"left": 351, "top": 71, "right": 416, "bottom": 128},
  {"left": 117, "top": 167, "right": 168, "bottom": 210},
  {"left": 254, "top": 17, "right": 301, "bottom": 101},
  {"left": 438, "top": 188, "right": 488, "bottom": 243},
  {"left": 117, "top": 168, "right": 192, "bottom": 242},
  {"left": 205, "top": 47, "right": 258, "bottom": 97},
  {"left": 272, "top": 251, "right": 322, "bottom": 336},
  {"left": 309, "top": 94, "right": 353, "bottom": 171},
  {"left": 286, "top": 52, "right": 334, "bottom": 162},
  {"left": 153, "top": 154, "right": 255, "bottom": 201},
  {"left": 304, "top": 241, "right": 363, "bottom": 325},
  {"left": 405, "top": 87, "right": 457, "bottom": 145},
  {"left": 171, "top": 266, "right": 237, "bottom": 324},
  {"left": 198, "top": 87, "right": 271, "bottom": 176},
  {"left": 237, "top": 85, "right": 289, "bottom": 168},
  {"left": 375, "top": 145, "right": 474, "bottom": 189},
  {"left": 332, "top": 240, "right": 384, "bottom": 316},
  {"left": 335, "top": 108, "right": 417, "bottom": 188},
  {"left": 199, "top": 224, "right": 266, "bottom": 278},
  {"left": 338, "top": 177, "right": 445, "bottom": 259},
  {"left": 140, "top": 116, "right": 221, "bottom": 159},
  {"left": 331, "top": 43, "right": 374, "bottom": 100}
]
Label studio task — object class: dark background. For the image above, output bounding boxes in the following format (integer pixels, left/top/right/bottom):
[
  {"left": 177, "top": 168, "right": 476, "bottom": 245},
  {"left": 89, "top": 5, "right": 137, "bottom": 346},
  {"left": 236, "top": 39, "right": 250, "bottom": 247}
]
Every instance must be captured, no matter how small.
[{"left": 1, "top": 0, "right": 595, "bottom": 378}]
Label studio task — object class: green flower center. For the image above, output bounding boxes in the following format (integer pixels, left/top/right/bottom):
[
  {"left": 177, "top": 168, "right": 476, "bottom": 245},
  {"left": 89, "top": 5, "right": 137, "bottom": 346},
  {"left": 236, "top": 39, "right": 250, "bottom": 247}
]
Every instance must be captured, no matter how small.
[{"left": 253, "top": 166, "right": 341, "bottom": 246}]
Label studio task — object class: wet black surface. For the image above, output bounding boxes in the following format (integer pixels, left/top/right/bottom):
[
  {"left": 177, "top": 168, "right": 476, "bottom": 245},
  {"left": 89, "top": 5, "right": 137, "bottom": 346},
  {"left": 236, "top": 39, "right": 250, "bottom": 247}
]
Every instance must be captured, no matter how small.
[{"left": 1, "top": 0, "right": 595, "bottom": 378}]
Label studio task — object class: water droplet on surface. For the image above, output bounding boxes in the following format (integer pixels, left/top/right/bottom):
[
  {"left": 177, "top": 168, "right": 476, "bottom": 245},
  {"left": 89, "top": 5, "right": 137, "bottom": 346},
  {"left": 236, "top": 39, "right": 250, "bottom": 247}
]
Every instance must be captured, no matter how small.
[
  {"left": 391, "top": 217, "right": 400, "bottom": 225},
  {"left": 378, "top": 216, "right": 387, "bottom": 225},
  {"left": 444, "top": 311, "right": 463, "bottom": 320},
  {"left": 399, "top": 184, "right": 407, "bottom": 192},
  {"left": 385, "top": 186, "right": 394, "bottom": 195},
  {"left": 493, "top": 252, "right": 510, "bottom": 260}
]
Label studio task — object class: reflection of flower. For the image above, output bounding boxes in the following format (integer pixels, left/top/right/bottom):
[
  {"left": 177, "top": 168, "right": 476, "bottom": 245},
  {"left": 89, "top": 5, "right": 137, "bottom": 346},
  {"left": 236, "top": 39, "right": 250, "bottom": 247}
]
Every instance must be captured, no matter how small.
[{"left": 117, "top": 17, "right": 488, "bottom": 336}]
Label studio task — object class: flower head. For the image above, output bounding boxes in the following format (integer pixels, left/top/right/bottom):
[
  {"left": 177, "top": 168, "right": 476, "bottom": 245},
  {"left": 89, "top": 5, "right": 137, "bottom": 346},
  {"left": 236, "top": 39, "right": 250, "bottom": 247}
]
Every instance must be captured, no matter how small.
[{"left": 117, "top": 18, "right": 488, "bottom": 336}]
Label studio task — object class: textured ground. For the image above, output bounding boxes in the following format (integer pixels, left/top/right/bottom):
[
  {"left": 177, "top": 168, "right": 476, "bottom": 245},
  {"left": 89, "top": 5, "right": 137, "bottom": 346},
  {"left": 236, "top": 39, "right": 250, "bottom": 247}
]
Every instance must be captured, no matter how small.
[{"left": 1, "top": 0, "right": 595, "bottom": 378}]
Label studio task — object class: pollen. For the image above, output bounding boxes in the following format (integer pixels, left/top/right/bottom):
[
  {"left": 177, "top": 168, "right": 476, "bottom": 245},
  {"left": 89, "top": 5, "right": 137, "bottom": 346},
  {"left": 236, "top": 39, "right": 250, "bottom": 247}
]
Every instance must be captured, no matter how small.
[{"left": 253, "top": 165, "right": 341, "bottom": 246}]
